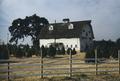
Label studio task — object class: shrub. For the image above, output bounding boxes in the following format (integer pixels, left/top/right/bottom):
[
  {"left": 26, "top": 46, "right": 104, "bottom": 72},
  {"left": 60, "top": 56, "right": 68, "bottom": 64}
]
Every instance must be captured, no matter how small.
[
  {"left": 0, "top": 45, "right": 9, "bottom": 59},
  {"left": 41, "top": 45, "right": 48, "bottom": 58},
  {"left": 110, "top": 47, "right": 118, "bottom": 58},
  {"left": 85, "top": 49, "right": 95, "bottom": 63},
  {"left": 16, "top": 47, "right": 25, "bottom": 58},
  {"left": 56, "top": 48, "right": 61, "bottom": 54},
  {"left": 26, "top": 48, "right": 33, "bottom": 57},
  {"left": 72, "top": 48, "right": 77, "bottom": 55},
  {"left": 48, "top": 45, "right": 56, "bottom": 57},
  {"left": 61, "top": 46, "right": 65, "bottom": 54},
  {"left": 67, "top": 48, "right": 72, "bottom": 55},
  {"left": 56, "top": 46, "right": 65, "bottom": 55}
]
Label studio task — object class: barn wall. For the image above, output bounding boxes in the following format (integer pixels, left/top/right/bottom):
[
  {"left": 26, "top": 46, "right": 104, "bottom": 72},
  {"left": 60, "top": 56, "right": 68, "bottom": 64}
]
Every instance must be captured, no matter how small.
[
  {"left": 39, "top": 39, "right": 55, "bottom": 46},
  {"left": 40, "top": 38, "right": 80, "bottom": 50},
  {"left": 80, "top": 24, "right": 94, "bottom": 51}
]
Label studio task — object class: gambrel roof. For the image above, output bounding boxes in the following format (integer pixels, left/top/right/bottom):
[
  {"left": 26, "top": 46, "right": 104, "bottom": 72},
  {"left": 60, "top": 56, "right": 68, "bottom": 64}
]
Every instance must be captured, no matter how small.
[{"left": 39, "top": 20, "right": 94, "bottom": 39}]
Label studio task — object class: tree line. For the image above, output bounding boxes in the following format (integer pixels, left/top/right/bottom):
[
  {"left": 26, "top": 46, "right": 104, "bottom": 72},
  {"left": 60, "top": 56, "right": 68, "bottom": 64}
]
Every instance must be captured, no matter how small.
[
  {"left": 0, "top": 38, "right": 120, "bottom": 60},
  {"left": 0, "top": 43, "right": 77, "bottom": 59},
  {"left": 85, "top": 38, "right": 120, "bottom": 62}
]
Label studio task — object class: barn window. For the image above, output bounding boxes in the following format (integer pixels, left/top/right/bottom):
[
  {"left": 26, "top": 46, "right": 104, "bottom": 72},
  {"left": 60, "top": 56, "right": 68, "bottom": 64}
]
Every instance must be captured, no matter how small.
[
  {"left": 49, "top": 25, "right": 54, "bottom": 31},
  {"left": 88, "top": 31, "right": 91, "bottom": 33},
  {"left": 71, "top": 45, "right": 73, "bottom": 48},
  {"left": 68, "top": 23, "right": 74, "bottom": 29},
  {"left": 66, "top": 45, "right": 68, "bottom": 48},
  {"left": 75, "top": 44, "right": 77, "bottom": 48},
  {"left": 83, "top": 29, "right": 85, "bottom": 32},
  {"left": 86, "top": 32, "right": 88, "bottom": 36},
  {"left": 89, "top": 37, "right": 92, "bottom": 40}
]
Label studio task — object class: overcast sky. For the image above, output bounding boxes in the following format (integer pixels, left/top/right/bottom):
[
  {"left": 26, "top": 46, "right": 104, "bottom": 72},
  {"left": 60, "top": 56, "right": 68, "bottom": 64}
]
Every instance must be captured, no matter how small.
[{"left": 0, "top": 0, "right": 120, "bottom": 44}]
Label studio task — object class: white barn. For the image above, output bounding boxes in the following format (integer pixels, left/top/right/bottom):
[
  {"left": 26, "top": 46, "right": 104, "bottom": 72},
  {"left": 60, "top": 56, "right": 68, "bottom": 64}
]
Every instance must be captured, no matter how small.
[{"left": 39, "top": 19, "right": 94, "bottom": 52}]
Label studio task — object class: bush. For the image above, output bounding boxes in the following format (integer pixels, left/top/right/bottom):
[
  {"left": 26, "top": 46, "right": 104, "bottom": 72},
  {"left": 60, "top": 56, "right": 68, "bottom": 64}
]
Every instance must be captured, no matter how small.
[
  {"left": 26, "top": 48, "right": 33, "bottom": 57},
  {"left": 67, "top": 48, "right": 72, "bottom": 55},
  {"left": 41, "top": 45, "right": 48, "bottom": 58},
  {"left": 85, "top": 49, "right": 95, "bottom": 63},
  {"left": 48, "top": 45, "right": 56, "bottom": 57},
  {"left": 72, "top": 48, "right": 77, "bottom": 55},
  {"left": 110, "top": 47, "right": 118, "bottom": 58},
  {"left": 61, "top": 46, "right": 65, "bottom": 54},
  {"left": 93, "top": 40, "right": 119, "bottom": 59},
  {"left": 0, "top": 45, "right": 9, "bottom": 59},
  {"left": 56, "top": 48, "right": 61, "bottom": 54},
  {"left": 16, "top": 47, "right": 25, "bottom": 58},
  {"left": 56, "top": 46, "right": 65, "bottom": 55}
]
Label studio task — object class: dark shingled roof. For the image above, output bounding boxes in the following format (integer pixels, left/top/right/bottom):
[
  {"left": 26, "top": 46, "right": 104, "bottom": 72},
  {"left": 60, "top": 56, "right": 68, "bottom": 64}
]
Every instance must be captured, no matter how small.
[{"left": 39, "top": 20, "right": 94, "bottom": 39}]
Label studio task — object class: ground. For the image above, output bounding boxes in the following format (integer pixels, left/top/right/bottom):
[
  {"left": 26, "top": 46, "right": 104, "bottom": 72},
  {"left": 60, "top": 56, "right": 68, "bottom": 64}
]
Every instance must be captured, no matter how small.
[
  {"left": 5, "top": 74, "right": 120, "bottom": 81},
  {"left": 0, "top": 52, "right": 120, "bottom": 81}
]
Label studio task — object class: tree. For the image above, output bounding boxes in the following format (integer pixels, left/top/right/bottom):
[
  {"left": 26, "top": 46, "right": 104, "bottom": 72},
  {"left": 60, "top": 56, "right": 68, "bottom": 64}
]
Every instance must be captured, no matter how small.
[
  {"left": 72, "top": 48, "right": 77, "bottom": 55},
  {"left": 48, "top": 45, "right": 56, "bottom": 57},
  {"left": 111, "top": 38, "right": 120, "bottom": 58},
  {"left": 9, "top": 14, "right": 49, "bottom": 55},
  {"left": 24, "top": 46, "right": 33, "bottom": 57},
  {"left": 41, "top": 45, "right": 47, "bottom": 58},
  {"left": 11, "top": 44, "right": 17, "bottom": 57},
  {"left": 85, "top": 49, "right": 95, "bottom": 63},
  {"left": 61, "top": 46, "right": 65, "bottom": 54},
  {"left": 0, "top": 44, "right": 9, "bottom": 59},
  {"left": 116, "top": 38, "right": 120, "bottom": 50},
  {"left": 16, "top": 46, "right": 24, "bottom": 58},
  {"left": 67, "top": 48, "right": 72, "bottom": 55}
]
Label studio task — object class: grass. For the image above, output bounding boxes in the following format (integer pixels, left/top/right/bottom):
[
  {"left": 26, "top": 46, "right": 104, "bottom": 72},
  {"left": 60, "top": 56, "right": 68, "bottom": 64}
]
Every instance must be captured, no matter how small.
[{"left": 2, "top": 74, "right": 119, "bottom": 81}]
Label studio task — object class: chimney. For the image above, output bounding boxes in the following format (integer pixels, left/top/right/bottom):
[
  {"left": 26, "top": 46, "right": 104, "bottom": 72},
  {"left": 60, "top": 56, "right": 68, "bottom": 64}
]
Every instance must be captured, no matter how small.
[{"left": 63, "top": 18, "right": 70, "bottom": 23}]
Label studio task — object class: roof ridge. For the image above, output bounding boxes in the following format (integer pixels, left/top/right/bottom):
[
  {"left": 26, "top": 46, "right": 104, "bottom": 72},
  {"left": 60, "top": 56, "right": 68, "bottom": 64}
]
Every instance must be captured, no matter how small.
[{"left": 50, "top": 20, "right": 91, "bottom": 24}]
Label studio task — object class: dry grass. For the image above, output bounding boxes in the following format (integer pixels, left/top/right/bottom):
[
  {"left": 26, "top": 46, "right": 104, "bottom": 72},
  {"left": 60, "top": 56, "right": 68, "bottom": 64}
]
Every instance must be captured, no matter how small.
[
  {"left": 0, "top": 52, "right": 120, "bottom": 81},
  {"left": 4, "top": 74, "right": 120, "bottom": 81}
]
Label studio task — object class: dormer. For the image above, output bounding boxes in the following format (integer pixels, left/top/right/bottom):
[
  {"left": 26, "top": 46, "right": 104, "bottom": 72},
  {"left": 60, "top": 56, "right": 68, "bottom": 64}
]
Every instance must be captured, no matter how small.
[
  {"left": 49, "top": 25, "right": 54, "bottom": 31},
  {"left": 68, "top": 23, "right": 74, "bottom": 29}
]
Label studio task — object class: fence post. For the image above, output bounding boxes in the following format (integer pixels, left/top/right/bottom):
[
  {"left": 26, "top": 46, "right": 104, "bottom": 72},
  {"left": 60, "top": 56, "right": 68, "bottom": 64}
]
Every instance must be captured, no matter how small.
[
  {"left": 69, "top": 49, "right": 72, "bottom": 77},
  {"left": 118, "top": 50, "right": 120, "bottom": 75},
  {"left": 40, "top": 49, "right": 43, "bottom": 78},
  {"left": 95, "top": 49, "right": 98, "bottom": 75},
  {"left": 8, "top": 61, "right": 10, "bottom": 81}
]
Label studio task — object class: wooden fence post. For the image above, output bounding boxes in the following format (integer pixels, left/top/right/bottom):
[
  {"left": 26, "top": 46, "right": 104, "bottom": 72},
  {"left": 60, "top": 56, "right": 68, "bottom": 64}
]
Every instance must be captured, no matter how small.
[
  {"left": 40, "top": 49, "right": 43, "bottom": 78},
  {"left": 8, "top": 62, "right": 10, "bottom": 81},
  {"left": 95, "top": 49, "right": 98, "bottom": 75},
  {"left": 118, "top": 50, "right": 120, "bottom": 75},
  {"left": 69, "top": 49, "right": 72, "bottom": 77}
]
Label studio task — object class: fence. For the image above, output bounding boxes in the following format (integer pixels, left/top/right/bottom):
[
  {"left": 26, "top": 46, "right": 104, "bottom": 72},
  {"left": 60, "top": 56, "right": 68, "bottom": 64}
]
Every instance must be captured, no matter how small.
[{"left": 0, "top": 50, "right": 120, "bottom": 81}]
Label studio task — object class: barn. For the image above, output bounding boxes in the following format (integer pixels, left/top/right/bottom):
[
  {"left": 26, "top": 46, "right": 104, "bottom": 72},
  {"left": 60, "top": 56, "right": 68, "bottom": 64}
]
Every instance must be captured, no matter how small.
[{"left": 39, "top": 19, "right": 94, "bottom": 52}]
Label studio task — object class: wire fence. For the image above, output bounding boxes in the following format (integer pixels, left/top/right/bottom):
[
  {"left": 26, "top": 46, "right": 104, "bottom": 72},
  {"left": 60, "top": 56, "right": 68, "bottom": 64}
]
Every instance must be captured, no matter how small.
[{"left": 0, "top": 50, "right": 120, "bottom": 81}]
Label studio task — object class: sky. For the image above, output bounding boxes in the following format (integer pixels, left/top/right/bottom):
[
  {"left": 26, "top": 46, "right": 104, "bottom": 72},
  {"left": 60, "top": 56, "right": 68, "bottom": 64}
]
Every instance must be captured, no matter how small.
[{"left": 0, "top": 0, "right": 120, "bottom": 44}]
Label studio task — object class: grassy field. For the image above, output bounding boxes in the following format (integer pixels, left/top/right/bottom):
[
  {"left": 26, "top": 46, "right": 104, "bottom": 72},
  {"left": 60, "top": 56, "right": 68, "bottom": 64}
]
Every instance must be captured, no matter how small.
[{"left": 0, "top": 52, "right": 120, "bottom": 81}]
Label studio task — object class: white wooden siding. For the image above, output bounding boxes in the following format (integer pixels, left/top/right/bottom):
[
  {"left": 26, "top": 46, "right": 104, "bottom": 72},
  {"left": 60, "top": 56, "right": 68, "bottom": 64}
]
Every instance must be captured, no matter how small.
[{"left": 40, "top": 38, "right": 80, "bottom": 50}]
